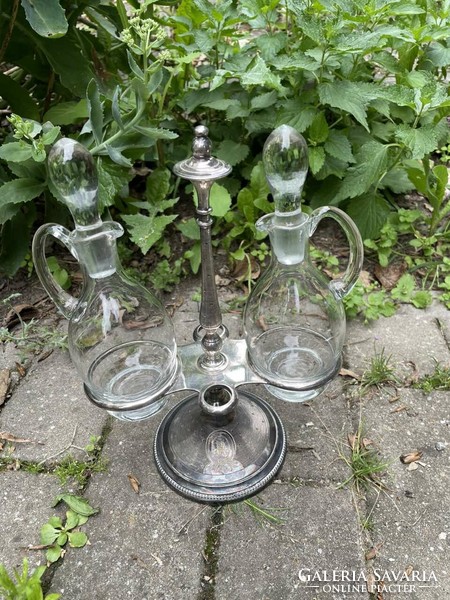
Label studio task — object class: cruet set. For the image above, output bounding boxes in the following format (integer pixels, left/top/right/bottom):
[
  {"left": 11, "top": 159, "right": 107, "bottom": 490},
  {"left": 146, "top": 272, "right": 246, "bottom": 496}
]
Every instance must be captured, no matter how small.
[{"left": 32, "top": 124, "right": 363, "bottom": 502}]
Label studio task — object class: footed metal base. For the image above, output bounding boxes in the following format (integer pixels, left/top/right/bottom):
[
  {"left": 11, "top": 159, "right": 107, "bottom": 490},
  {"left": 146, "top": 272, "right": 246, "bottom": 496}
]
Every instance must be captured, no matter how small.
[{"left": 154, "top": 390, "right": 286, "bottom": 503}]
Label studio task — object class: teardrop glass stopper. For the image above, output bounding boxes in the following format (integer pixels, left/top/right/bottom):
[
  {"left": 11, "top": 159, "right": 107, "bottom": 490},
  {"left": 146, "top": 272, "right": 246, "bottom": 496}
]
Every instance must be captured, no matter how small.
[
  {"left": 48, "top": 138, "right": 100, "bottom": 228},
  {"left": 262, "top": 125, "right": 308, "bottom": 215}
]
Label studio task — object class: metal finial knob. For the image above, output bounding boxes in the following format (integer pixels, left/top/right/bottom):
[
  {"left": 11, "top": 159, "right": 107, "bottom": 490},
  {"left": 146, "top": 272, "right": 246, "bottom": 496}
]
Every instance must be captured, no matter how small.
[
  {"left": 173, "top": 126, "right": 231, "bottom": 183},
  {"left": 192, "top": 126, "right": 211, "bottom": 160}
]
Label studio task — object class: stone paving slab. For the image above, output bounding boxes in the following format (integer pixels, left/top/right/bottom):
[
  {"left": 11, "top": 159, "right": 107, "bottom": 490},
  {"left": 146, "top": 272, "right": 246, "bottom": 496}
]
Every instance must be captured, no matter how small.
[
  {"left": 0, "top": 350, "right": 108, "bottom": 464},
  {"left": 255, "top": 379, "right": 352, "bottom": 483},
  {"left": 361, "top": 388, "right": 449, "bottom": 600},
  {"left": 50, "top": 403, "right": 210, "bottom": 600},
  {"left": 345, "top": 303, "right": 450, "bottom": 378},
  {"left": 0, "top": 471, "right": 62, "bottom": 573},
  {"left": 215, "top": 482, "right": 366, "bottom": 600}
]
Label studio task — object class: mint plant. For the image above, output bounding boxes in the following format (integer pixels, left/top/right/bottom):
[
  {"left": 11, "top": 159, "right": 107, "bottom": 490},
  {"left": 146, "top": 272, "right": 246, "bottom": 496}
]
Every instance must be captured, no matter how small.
[{"left": 0, "top": 0, "right": 449, "bottom": 292}]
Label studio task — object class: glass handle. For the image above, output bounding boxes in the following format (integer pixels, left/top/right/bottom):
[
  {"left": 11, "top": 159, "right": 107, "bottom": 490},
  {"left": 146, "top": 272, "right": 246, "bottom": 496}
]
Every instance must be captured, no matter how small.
[
  {"left": 309, "top": 206, "right": 363, "bottom": 300},
  {"left": 32, "top": 223, "right": 80, "bottom": 319}
]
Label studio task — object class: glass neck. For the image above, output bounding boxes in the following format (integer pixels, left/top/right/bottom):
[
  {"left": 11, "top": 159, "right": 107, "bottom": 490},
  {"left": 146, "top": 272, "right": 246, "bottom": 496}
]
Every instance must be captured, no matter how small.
[
  {"left": 71, "top": 222, "right": 122, "bottom": 279},
  {"left": 267, "top": 212, "right": 309, "bottom": 266}
]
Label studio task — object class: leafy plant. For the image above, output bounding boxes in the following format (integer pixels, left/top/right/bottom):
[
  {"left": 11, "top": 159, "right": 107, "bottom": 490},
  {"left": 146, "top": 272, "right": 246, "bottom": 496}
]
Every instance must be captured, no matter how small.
[
  {"left": 40, "top": 494, "right": 98, "bottom": 564},
  {"left": 1, "top": 0, "right": 450, "bottom": 289},
  {"left": 0, "top": 559, "right": 60, "bottom": 600}
]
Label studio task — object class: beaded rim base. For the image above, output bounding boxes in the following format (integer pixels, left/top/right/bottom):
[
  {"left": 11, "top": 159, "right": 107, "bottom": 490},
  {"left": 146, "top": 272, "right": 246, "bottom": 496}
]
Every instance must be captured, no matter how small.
[{"left": 153, "top": 391, "right": 287, "bottom": 503}]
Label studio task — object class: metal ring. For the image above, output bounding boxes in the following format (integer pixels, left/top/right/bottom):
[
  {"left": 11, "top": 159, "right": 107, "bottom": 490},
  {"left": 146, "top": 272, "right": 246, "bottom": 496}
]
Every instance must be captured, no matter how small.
[{"left": 199, "top": 383, "right": 237, "bottom": 416}]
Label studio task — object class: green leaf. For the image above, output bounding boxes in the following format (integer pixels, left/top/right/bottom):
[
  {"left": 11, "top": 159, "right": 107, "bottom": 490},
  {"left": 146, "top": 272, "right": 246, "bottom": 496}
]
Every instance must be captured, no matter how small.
[
  {"left": 46, "top": 545, "right": 63, "bottom": 564},
  {"left": 52, "top": 494, "right": 99, "bottom": 517},
  {"left": 308, "top": 146, "right": 326, "bottom": 175},
  {"left": 64, "top": 510, "right": 80, "bottom": 529},
  {"left": 111, "top": 86, "right": 123, "bottom": 129},
  {"left": 122, "top": 213, "right": 177, "bottom": 254},
  {"left": 425, "top": 43, "right": 450, "bottom": 68},
  {"left": 346, "top": 194, "right": 391, "bottom": 239},
  {"left": 277, "top": 102, "right": 317, "bottom": 133},
  {"left": 127, "top": 51, "right": 144, "bottom": 79},
  {"left": 0, "top": 142, "right": 33, "bottom": 163},
  {"left": 43, "top": 100, "right": 88, "bottom": 125},
  {"left": 132, "top": 125, "right": 177, "bottom": 140},
  {"left": 391, "top": 273, "right": 415, "bottom": 301},
  {"left": 116, "top": 0, "right": 129, "bottom": 29},
  {"left": 40, "top": 524, "right": 61, "bottom": 546},
  {"left": 241, "top": 56, "right": 283, "bottom": 91},
  {"left": 319, "top": 81, "right": 370, "bottom": 131},
  {"left": 308, "top": 113, "right": 329, "bottom": 144},
  {"left": 86, "top": 80, "right": 104, "bottom": 147},
  {"left": 250, "top": 91, "right": 278, "bottom": 110},
  {"left": 216, "top": 141, "right": 249, "bottom": 166},
  {"left": 195, "top": 183, "right": 232, "bottom": 217},
  {"left": 411, "top": 290, "right": 432, "bottom": 309},
  {"left": 21, "top": 0, "right": 68, "bottom": 38},
  {"left": 0, "top": 179, "right": 46, "bottom": 224},
  {"left": 67, "top": 531, "right": 88, "bottom": 548},
  {"left": 0, "top": 73, "right": 39, "bottom": 120},
  {"left": 146, "top": 168, "right": 171, "bottom": 205},
  {"left": 57, "top": 532, "right": 68, "bottom": 546},
  {"left": 185, "top": 241, "right": 201, "bottom": 274},
  {"left": 324, "top": 131, "right": 355, "bottom": 164},
  {"left": 47, "top": 516, "right": 63, "bottom": 529},
  {"left": 0, "top": 206, "right": 36, "bottom": 276},
  {"left": 395, "top": 124, "right": 440, "bottom": 159},
  {"left": 177, "top": 218, "right": 200, "bottom": 241},
  {"left": 40, "top": 32, "right": 95, "bottom": 95},
  {"left": 97, "top": 159, "right": 130, "bottom": 208},
  {"left": 335, "top": 141, "right": 389, "bottom": 201},
  {"left": 41, "top": 126, "right": 61, "bottom": 146},
  {"left": 106, "top": 146, "right": 132, "bottom": 168}
]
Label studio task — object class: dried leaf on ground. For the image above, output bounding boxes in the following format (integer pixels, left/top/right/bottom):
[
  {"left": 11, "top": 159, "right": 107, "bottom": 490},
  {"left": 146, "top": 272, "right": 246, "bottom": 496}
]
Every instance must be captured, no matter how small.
[
  {"left": 359, "top": 270, "right": 372, "bottom": 287},
  {"left": 339, "top": 367, "right": 361, "bottom": 381},
  {"left": 256, "top": 316, "right": 268, "bottom": 331},
  {"left": 128, "top": 473, "right": 140, "bottom": 494},
  {"left": 0, "top": 368, "right": 10, "bottom": 406},
  {"left": 3, "top": 304, "right": 40, "bottom": 329},
  {"left": 231, "top": 256, "right": 260, "bottom": 282},
  {"left": 0, "top": 432, "right": 43, "bottom": 444},
  {"left": 400, "top": 450, "right": 423, "bottom": 464},
  {"left": 391, "top": 404, "right": 408, "bottom": 413},
  {"left": 404, "top": 361, "right": 420, "bottom": 385},
  {"left": 347, "top": 433, "right": 357, "bottom": 450},
  {"left": 374, "top": 261, "right": 406, "bottom": 290},
  {"left": 365, "top": 543, "right": 383, "bottom": 561},
  {"left": 15, "top": 362, "right": 26, "bottom": 377}
]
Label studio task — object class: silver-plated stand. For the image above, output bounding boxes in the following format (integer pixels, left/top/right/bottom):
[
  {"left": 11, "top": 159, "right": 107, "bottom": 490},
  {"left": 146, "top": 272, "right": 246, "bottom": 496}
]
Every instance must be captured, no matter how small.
[
  {"left": 86, "top": 126, "right": 287, "bottom": 503},
  {"left": 155, "top": 127, "right": 287, "bottom": 502}
]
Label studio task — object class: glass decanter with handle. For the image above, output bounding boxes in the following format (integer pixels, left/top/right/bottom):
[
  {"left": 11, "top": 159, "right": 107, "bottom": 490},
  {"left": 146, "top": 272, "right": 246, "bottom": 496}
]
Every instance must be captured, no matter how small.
[
  {"left": 244, "top": 124, "right": 364, "bottom": 401},
  {"left": 32, "top": 138, "right": 178, "bottom": 421}
]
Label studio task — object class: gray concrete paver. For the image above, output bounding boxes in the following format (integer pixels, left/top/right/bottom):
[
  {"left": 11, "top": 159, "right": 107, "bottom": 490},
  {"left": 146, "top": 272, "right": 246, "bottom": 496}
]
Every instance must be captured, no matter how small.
[
  {"left": 215, "top": 483, "right": 366, "bottom": 600},
  {"left": 0, "top": 350, "right": 108, "bottom": 463},
  {"left": 345, "top": 303, "right": 450, "bottom": 377},
  {"left": 50, "top": 409, "right": 210, "bottom": 600},
  {"left": 0, "top": 471, "right": 62, "bottom": 573},
  {"left": 361, "top": 388, "right": 449, "bottom": 600}
]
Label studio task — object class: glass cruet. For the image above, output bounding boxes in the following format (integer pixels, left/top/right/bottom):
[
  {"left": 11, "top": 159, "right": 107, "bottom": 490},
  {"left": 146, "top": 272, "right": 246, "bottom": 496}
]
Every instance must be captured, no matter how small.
[
  {"left": 244, "top": 125, "right": 364, "bottom": 401},
  {"left": 32, "top": 138, "right": 178, "bottom": 421}
]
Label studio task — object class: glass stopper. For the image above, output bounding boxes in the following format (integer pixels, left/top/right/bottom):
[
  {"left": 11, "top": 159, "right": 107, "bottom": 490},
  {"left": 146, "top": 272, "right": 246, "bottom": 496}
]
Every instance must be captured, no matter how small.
[
  {"left": 262, "top": 124, "right": 309, "bottom": 214},
  {"left": 48, "top": 138, "right": 101, "bottom": 228}
]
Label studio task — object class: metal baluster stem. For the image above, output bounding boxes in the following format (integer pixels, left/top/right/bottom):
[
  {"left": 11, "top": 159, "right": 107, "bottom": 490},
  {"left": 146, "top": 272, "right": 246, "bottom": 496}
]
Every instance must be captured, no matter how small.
[{"left": 173, "top": 126, "right": 231, "bottom": 370}]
